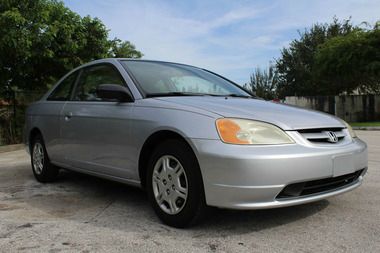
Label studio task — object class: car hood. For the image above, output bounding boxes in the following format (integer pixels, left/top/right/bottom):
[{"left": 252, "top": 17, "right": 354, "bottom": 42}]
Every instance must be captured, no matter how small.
[{"left": 154, "top": 96, "right": 345, "bottom": 130}]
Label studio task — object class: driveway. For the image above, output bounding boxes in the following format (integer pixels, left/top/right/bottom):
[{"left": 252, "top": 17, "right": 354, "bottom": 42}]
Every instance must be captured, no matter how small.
[{"left": 0, "top": 131, "right": 379, "bottom": 252}]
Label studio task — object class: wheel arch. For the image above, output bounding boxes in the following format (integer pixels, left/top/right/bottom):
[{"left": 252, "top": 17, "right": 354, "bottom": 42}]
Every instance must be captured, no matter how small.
[
  {"left": 138, "top": 130, "right": 200, "bottom": 189},
  {"left": 28, "top": 127, "right": 43, "bottom": 153}
]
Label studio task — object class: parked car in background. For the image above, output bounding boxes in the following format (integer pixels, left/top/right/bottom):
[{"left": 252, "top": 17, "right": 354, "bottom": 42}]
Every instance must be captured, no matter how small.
[{"left": 25, "top": 59, "right": 368, "bottom": 227}]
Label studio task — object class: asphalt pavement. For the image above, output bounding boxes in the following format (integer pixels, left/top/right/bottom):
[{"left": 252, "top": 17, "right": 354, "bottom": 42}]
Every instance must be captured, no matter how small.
[{"left": 0, "top": 131, "right": 379, "bottom": 252}]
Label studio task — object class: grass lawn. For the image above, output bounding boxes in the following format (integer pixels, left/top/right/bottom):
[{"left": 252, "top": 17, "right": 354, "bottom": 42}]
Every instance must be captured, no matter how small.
[{"left": 350, "top": 122, "right": 380, "bottom": 127}]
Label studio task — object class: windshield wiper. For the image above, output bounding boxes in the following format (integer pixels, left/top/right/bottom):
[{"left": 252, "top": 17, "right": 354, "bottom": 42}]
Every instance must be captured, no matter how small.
[
  {"left": 145, "top": 92, "right": 208, "bottom": 98},
  {"left": 146, "top": 92, "right": 253, "bottom": 98},
  {"left": 224, "top": 94, "right": 252, "bottom": 98},
  {"left": 207, "top": 93, "right": 253, "bottom": 98}
]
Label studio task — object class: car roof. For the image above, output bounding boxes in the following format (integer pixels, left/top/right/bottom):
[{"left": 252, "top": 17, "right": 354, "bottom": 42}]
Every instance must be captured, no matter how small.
[{"left": 86, "top": 58, "right": 203, "bottom": 70}]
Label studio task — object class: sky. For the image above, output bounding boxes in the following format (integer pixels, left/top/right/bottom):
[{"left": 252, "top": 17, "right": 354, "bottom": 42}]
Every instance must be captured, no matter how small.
[{"left": 63, "top": 0, "right": 380, "bottom": 85}]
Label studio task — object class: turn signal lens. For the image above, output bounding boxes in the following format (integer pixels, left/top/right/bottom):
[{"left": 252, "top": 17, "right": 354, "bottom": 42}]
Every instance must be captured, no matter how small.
[
  {"left": 216, "top": 118, "right": 294, "bottom": 145},
  {"left": 216, "top": 119, "right": 249, "bottom": 144}
]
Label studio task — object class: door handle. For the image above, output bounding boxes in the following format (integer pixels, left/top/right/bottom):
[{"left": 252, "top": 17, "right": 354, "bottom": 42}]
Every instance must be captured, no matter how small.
[{"left": 64, "top": 112, "right": 73, "bottom": 121}]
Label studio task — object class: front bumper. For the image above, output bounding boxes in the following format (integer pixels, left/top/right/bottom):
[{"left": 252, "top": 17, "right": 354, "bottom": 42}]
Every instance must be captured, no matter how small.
[{"left": 191, "top": 138, "right": 367, "bottom": 209}]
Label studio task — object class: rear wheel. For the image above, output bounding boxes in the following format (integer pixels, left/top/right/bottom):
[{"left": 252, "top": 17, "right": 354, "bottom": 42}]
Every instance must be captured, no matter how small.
[
  {"left": 147, "top": 139, "right": 206, "bottom": 228},
  {"left": 31, "top": 134, "right": 59, "bottom": 183}
]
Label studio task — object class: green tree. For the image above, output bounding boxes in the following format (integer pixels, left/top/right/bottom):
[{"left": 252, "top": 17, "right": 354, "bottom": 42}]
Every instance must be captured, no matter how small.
[
  {"left": 313, "top": 25, "right": 380, "bottom": 94},
  {"left": 0, "top": 0, "right": 142, "bottom": 99},
  {"left": 245, "top": 65, "right": 278, "bottom": 100},
  {"left": 275, "top": 17, "right": 358, "bottom": 97},
  {"left": 0, "top": 0, "right": 142, "bottom": 144},
  {"left": 109, "top": 39, "right": 143, "bottom": 58}
]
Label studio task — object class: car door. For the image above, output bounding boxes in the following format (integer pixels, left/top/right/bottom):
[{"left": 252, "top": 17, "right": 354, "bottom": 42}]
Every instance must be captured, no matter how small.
[
  {"left": 60, "top": 63, "right": 136, "bottom": 180},
  {"left": 42, "top": 70, "right": 79, "bottom": 163}
]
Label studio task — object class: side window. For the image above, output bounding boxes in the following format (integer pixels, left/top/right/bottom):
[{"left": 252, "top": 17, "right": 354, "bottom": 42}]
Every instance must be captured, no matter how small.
[
  {"left": 73, "top": 64, "right": 125, "bottom": 101},
  {"left": 47, "top": 72, "right": 78, "bottom": 101}
]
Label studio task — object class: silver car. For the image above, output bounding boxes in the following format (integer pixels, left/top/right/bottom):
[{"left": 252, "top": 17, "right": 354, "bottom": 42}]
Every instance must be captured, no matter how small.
[{"left": 24, "top": 59, "right": 368, "bottom": 227}]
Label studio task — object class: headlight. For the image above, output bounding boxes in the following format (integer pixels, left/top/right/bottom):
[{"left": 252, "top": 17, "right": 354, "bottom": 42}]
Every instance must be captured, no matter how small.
[
  {"left": 343, "top": 121, "right": 357, "bottom": 138},
  {"left": 216, "top": 118, "right": 295, "bottom": 145}
]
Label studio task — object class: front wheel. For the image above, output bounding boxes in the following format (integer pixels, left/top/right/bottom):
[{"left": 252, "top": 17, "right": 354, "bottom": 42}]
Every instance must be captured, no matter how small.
[{"left": 147, "top": 139, "right": 206, "bottom": 228}]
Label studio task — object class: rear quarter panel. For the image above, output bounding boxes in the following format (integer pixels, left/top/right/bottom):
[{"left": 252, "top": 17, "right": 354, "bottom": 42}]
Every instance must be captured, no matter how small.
[{"left": 25, "top": 101, "right": 65, "bottom": 161}]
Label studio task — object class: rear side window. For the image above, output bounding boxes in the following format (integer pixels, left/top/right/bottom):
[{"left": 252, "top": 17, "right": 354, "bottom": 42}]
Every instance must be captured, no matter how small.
[
  {"left": 72, "top": 64, "right": 124, "bottom": 101},
  {"left": 47, "top": 72, "right": 78, "bottom": 101}
]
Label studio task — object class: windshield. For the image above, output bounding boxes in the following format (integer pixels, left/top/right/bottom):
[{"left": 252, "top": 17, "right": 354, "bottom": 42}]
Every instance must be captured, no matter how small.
[{"left": 121, "top": 60, "right": 251, "bottom": 98}]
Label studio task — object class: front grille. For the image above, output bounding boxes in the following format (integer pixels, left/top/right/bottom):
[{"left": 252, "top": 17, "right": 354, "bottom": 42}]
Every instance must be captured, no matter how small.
[
  {"left": 276, "top": 169, "right": 364, "bottom": 199},
  {"left": 298, "top": 128, "right": 346, "bottom": 144}
]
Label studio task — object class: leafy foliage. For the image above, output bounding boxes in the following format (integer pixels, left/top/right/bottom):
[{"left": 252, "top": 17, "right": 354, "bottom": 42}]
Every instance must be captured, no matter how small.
[
  {"left": 0, "top": 0, "right": 143, "bottom": 145},
  {"left": 244, "top": 65, "right": 278, "bottom": 100},
  {"left": 275, "top": 18, "right": 359, "bottom": 97},
  {"left": 313, "top": 26, "right": 380, "bottom": 94},
  {"left": 0, "top": 0, "right": 143, "bottom": 99},
  {"left": 109, "top": 39, "right": 143, "bottom": 58}
]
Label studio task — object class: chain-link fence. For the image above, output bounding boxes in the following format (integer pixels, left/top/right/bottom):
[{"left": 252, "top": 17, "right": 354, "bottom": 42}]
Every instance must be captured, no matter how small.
[{"left": 0, "top": 91, "right": 45, "bottom": 145}]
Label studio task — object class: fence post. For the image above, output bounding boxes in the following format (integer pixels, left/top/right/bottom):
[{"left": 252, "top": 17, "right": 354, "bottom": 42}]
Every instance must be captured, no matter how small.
[{"left": 12, "top": 89, "right": 17, "bottom": 135}]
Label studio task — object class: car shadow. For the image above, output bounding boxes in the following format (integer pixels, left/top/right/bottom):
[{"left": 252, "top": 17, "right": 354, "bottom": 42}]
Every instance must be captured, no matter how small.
[{"left": 17, "top": 168, "right": 329, "bottom": 236}]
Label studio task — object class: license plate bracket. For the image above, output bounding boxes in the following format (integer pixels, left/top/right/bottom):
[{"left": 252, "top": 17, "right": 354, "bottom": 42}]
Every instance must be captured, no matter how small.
[{"left": 333, "top": 154, "right": 355, "bottom": 177}]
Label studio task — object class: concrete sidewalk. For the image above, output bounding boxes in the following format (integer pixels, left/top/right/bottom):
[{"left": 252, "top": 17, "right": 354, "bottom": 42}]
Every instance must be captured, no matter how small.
[
  {"left": 352, "top": 126, "right": 380, "bottom": 131},
  {"left": 0, "top": 144, "right": 24, "bottom": 153}
]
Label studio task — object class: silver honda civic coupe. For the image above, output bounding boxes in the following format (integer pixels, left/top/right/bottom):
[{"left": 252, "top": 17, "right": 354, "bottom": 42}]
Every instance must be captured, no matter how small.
[{"left": 24, "top": 58, "right": 368, "bottom": 227}]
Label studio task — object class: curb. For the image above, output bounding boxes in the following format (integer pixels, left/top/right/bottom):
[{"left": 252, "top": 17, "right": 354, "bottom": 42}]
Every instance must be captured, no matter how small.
[
  {"left": 0, "top": 144, "right": 25, "bottom": 153},
  {"left": 352, "top": 127, "right": 380, "bottom": 131}
]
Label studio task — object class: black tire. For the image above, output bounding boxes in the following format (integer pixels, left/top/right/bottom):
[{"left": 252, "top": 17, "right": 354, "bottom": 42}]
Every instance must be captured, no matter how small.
[
  {"left": 31, "top": 134, "right": 59, "bottom": 183},
  {"left": 146, "top": 139, "right": 206, "bottom": 228}
]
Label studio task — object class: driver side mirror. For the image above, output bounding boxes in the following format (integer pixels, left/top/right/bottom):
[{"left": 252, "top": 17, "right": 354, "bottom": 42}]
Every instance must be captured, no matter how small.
[{"left": 96, "top": 84, "right": 134, "bottom": 102}]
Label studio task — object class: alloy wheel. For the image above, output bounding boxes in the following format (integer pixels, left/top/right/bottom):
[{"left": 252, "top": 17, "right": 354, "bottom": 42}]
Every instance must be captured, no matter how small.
[{"left": 32, "top": 142, "right": 44, "bottom": 175}]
